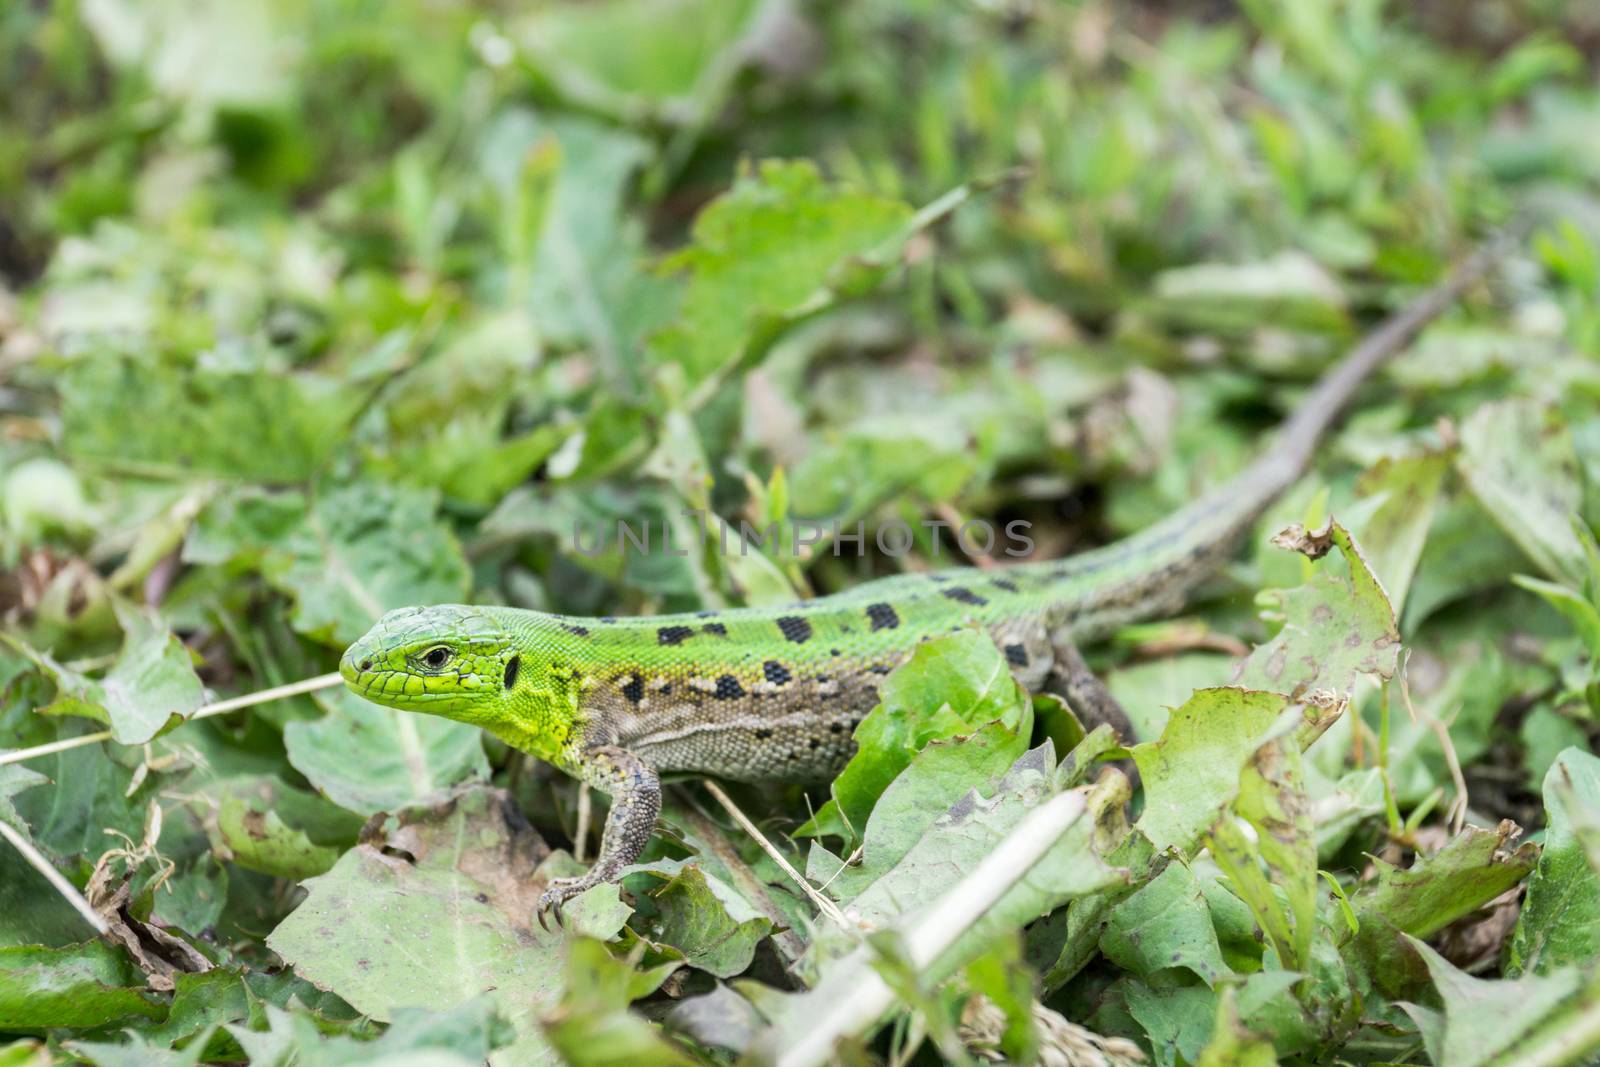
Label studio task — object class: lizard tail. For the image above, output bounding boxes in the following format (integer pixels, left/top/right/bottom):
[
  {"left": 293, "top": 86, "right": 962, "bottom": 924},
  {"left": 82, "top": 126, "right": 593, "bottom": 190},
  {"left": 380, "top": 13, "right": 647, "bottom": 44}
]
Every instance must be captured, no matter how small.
[{"left": 1264, "top": 236, "right": 1506, "bottom": 494}]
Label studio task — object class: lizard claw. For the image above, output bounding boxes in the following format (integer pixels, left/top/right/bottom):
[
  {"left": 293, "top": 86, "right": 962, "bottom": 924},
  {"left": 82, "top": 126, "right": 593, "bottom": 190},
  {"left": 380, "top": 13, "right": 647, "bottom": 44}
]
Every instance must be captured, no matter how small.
[{"left": 535, "top": 876, "right": 589, "bottom": 931}]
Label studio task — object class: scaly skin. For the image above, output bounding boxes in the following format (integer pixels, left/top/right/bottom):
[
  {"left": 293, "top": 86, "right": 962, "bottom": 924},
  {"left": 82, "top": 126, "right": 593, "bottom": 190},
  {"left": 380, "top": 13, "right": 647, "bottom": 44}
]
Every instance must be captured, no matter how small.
[{"left": 340, "top": 247, "right": 1495, "bottom": 917}]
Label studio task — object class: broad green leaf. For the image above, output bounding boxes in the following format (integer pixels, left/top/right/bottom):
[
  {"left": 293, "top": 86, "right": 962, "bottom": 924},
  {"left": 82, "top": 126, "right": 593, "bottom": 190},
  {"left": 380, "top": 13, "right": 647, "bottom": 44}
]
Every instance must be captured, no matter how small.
[
  {"left": 811, "top": 715, "right": 1032, "bottom": 902},
  {"left": 284, "top": 690, "right": 488, "bottom": 817},
  {"left": 635, "top": 864, "right": 773, "bottom": 979},
  {"left": 648, "top": 160, "right": 915, "bottom": 385},
  {"left": 1509, "top": 747, "right": 1600, "bottom": 976},
  {"left": 1234, "top": 519, "right": 1400, "bottom": 699},
  {"left": 769, "top": 750, "right": 1126, "bottom": 1050},
  {"left": 1458, "top": 399, "right": 1588, "bottom": 585},
  {"left": 1100, "top": 862, "right": 1230, "bottom": 985},
  {"left": 1132, "top": 687, "right": 1288, "bottom": 855},
  {"left": 1400, "top": 937, "right": 1584, "bottom": 1067},
  {"left": 268, "top": 787, "right": 635, "bottom": 1067},
  {"left": 0, "top": 942, "right": 164, "bottom": 1031},
  {"left": 262, "top": 483, "right": 471, "bottom": 646},
  {"left": 21, "top": 603, "right": 205, "bottom": 745},
  {"left": 798, "top": 629, "right": 1028, "bottom": 842},
  {"left": 1351, "top": 822, "right": 1540, "bottom": 996},
  {"left": 804, "top": 746, "right": 1127, "bottom": 981}
]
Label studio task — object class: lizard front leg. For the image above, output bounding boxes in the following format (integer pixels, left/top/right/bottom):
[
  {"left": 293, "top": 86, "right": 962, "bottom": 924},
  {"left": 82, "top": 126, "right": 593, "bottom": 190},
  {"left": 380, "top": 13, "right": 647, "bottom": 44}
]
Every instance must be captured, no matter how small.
[{"left": 537, "top": 745, "right": 661, "bottom": 925}]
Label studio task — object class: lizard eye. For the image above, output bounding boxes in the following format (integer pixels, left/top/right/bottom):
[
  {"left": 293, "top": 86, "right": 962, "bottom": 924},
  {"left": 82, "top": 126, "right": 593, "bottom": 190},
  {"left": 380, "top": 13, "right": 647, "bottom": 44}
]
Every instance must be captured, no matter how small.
[{"left": 421, "top": 646, "right": 453, "bottom": 670}]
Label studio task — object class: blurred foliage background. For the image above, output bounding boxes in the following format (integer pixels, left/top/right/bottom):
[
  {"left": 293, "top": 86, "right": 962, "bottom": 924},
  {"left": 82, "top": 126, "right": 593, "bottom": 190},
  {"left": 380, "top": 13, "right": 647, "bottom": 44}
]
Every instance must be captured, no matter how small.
[{"left": 5, "top": 0, "right": 1600, "bottom": 1064}]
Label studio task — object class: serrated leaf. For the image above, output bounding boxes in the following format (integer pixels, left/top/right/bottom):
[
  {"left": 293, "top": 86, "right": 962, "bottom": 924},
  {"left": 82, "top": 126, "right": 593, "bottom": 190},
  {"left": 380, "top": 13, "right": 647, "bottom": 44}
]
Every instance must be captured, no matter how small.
[
  {"left": 284, "top": 689, "right": 488, "bottom": 817},
  {"left": 20, "top": 603, "right": 205, "bottom": 745},
  {"left": 1235, "top": 519, "right": 1399, "bottom": 699},
  {"left": 1351, "top": 822, "right": 1540, "bottom": 996},
  {"left": 1132, "top": 687, "right": 1288, "bottom": 856}
]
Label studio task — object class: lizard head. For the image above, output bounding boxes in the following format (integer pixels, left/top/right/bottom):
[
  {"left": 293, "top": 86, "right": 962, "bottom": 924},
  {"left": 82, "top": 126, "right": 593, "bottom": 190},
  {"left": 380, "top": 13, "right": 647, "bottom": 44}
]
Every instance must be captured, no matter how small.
[{"left": 341, "top": 605, "right": 530, "bottom": 725}]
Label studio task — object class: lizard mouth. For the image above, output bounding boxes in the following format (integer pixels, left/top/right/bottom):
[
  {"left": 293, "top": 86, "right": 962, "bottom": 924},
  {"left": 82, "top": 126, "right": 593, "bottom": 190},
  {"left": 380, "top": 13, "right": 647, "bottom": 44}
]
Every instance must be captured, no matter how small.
[{"left": 339, "top": 639, "right": 487, "bottom": 709}]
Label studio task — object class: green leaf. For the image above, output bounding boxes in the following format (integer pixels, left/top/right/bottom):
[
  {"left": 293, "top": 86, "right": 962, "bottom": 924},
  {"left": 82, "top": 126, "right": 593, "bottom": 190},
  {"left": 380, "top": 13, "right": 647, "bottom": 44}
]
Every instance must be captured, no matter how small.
[
  {"left": 1509, "top": 747, "right": 1600, "bottom": 976},
  {"left": 805, "top": 746, "right": 1127, "bottom": 981},
  {"left": 1194, "top": 988, "right": 1277, "bottom": 1067},
  {"left": 1234, "top": 519, "right": 1400, "bottom": 699},
  {"left": 517, "top": 0, "right": 764, "bottom": 126},
  {"left": 1351, "top": 822, "right": 1541, "bottom": 996},
  {"left": 1100, "top": 861, "right": 1230, "bottom": 985},
  {"left": 798, "top": 629, "right": 1028, "bottom": 842},
  {"left": 268, "top": 787, "right": 634, "bottom": 1067},
  {"left": 284, "top": 690, "right": 488, "bottom": 817},
  {"left": 21, "top": 603, "right": 205, "bottom": 745},
  {"left": 811, "top": 715, "right": 1032, "bottom": 902},
  {"left": 261, "top": 483, "right": 471, "bottom": 646},
  {"left": 648, "top": 160, "right": 917, "bottom": 386},
  {"left": 0, "top": 942, "right": 164, "bottom": 1031},
  {"left": 1132, "top": 687, "right": 1288, "bottom": 856},
  {"left": 542, "top": 939, "right": 700, "bottom": 1067},
  {"left": 1352, "top": 451, "right": 1450, "bottom": 620},
  {"left": 1207, "top": 731, "right": 1316, "bottom": 970},
  {"left": 636, "top": 864, "right": 772, "bottom": 979},
  {"left": 206, "top": 777, "right": 361, "bottom": 881},
  {"left": 1458, "top": 398, "right": 1588, "bottom": 585},
  {"left": 1400, "top": 937, "right": 1584, "bottom": 1067}
]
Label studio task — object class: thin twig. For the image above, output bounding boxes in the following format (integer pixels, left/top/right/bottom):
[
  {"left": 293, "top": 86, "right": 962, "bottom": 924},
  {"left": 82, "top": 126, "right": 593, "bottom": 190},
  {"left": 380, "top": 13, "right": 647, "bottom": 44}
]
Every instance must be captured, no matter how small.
[
  {"left": 0, "top": 673, "right": 344, "bottom": 767},
  {"left": 702, "top": 779, "right": 853, "bottom": 930},
  {"left": 0, "top": 818, "right": 109, "bottom": 935},
  {"left": 1399, "top": 664, "right": 1469, "bottom": 835},
  {"left": 574, "top": 784, "right": 591, "bottom": 864}
]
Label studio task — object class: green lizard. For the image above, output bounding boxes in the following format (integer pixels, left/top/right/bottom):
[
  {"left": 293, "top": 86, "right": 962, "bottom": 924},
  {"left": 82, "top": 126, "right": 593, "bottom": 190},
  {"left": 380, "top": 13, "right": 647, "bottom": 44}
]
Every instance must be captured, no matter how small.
[{"left": 340, "top": 245, "right": 1495, "bottom": 918}]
